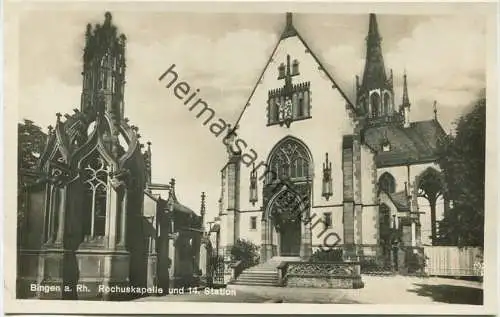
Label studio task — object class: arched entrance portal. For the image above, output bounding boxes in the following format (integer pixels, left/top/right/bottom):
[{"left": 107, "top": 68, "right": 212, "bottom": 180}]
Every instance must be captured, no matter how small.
[
  {"left": 270, "top": 189, "right": 303, "bottom": 257},
  {"left": 261, "top": 136, "right": 313, "bottom": 262}
]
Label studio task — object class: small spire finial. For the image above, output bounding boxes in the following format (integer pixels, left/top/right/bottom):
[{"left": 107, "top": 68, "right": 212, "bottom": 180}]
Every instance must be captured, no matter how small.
[
  {"left": 282, "top": 12, "right": 297, "bottom": 39},
  {"left": 48, "top": 125, "right": 53, "bottom": 133},
  {"left": 402, "top": 70, "right": 411, "bottom": 108},
  {"left": 201, "top": 192, "right": 206, "bottom": 215},
  {"left": 104, "top": 12, "right": 112, "bottom": 24},
  {"left": 56, "top": 113, "right": 62, "bottom": 122},
  {"left": 286, "top": 12, "right": 293, "bottom": 27},
  {"left": 170, "top": 178, "right": 175, "bottom": 188},
  {"left": 433, "top": 100, "right": 438, "bottom": 120}
]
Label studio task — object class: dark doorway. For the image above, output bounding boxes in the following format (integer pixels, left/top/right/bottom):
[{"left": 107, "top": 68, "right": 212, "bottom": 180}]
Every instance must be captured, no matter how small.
[{"left": 280, "top": 220, "right": 301, "bottom": 256}]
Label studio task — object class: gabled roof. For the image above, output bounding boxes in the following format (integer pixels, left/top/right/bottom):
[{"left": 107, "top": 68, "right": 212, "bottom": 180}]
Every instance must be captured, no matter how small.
[
  {"left": 364, "top": 119, "right": 446, "bottom": 167},
  {"left": 147, "top": 179, "right": 199, "bottom": 216},
  {"left": 232, "top": 13, "right": 357, "bottom": 130}
]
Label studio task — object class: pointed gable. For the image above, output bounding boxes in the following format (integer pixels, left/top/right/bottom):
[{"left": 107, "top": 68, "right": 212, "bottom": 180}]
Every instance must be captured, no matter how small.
[{"left": 233, "top": 13, "right": 357, "bottom": 129}]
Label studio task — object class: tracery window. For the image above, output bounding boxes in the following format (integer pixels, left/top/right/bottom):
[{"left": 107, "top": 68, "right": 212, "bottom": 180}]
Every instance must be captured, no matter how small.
[
  {"left": 81, "top": 153, "right": 109, "bottom": 237},
  {"left": 267, "top": 138, "right": 310, "bottom": 183}
]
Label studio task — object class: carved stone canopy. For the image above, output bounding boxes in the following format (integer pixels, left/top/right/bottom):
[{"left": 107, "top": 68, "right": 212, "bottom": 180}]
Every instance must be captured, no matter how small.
[{"left": 109, "top": 168, "right": 131, "bottom": 189}]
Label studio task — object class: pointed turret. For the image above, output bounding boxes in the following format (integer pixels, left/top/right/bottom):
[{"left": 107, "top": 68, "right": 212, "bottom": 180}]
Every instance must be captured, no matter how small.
[
  {"left": 356, "top": 14, "right": 401, "bottom": 125},
  {"left": 401, "top": 71, "right": 411, "bottom": 109},
  {"left": 80, "top": 12, "right": 127, "bottom": 122},
  {"left": 402, "top": 71, "right": 411, "bottom": 127}
]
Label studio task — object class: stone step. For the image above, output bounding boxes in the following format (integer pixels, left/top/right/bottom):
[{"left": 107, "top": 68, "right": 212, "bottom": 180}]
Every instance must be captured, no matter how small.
[
  {"left": 238, "top": 273, "right": 277, "bottom": 277},
  {"left": 238, "top": 273, "right": 277, "bottom": 278},
  {"left": 230, "top": 280, "right": 278, "bottom": 286},
  {"left": 243, "top": 269, "right": 278, "bottom": 274},
  {"left": 236, "top": 278, "right": 278, "bottom": 283}
]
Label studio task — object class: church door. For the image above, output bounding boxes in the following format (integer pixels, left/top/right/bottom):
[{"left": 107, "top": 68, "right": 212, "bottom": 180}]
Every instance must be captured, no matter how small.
[{"left": 279, "top": 219, "right": 301, "bottom": 256}]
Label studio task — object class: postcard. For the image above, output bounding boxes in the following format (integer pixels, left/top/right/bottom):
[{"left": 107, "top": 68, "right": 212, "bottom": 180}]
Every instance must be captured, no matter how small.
[{"left": 3, "top": 0, "right": 498, "bottom": 314}]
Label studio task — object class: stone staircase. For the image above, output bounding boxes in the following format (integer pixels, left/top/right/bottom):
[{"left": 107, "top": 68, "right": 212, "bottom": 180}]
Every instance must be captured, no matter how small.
[{"left": 230, "top": 257, "right": 300, "bottom": 286}]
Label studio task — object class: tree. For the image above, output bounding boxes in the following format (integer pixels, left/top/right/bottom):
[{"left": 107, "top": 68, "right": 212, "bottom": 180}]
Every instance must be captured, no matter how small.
[
  {"left": 17, "top": 119, "right": 47, "bottom": 242},
  {"left": 436, "top": 96, "right": 485, "bottom": 248},
  {"left": 417, "top": 168, "right": 444, "bottom": 244}
]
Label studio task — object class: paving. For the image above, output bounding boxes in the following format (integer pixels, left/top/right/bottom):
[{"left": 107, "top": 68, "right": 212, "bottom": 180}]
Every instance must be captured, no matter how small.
[{"left": 135, "top": 275, "right": 483, "bottom": 304}]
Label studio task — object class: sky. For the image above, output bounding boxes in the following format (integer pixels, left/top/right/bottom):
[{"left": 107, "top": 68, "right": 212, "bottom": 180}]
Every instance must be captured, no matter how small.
[{"left": 17, "top": 9, "right": 487, "bottom": 221}]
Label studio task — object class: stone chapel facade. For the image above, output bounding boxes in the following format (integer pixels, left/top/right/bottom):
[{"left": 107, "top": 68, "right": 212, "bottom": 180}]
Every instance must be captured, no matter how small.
[
  {"left": 17, "top": 13, "right": 205, "bottom": 299},
  {"left": 215, "top": 13, "right": 447, "bottom": 266}
]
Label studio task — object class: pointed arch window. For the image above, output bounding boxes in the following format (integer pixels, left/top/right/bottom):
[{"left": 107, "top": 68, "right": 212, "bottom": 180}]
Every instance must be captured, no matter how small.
[
  {"left": 267, "top": 138, "right": 311, "bottom": 183},
  {"left": 297, "top": 97, "right": 304, "bottom": 118},
  {"left": 383, "top": 93, "right": 391, "bottom": 115},
  {"left": 379, "top": 172, "right": 396, "bottom": 193},
  {"left": 371, "top": 92, "right": 380, "bottom": 117},
  {"left": 81, "top": 153, "right": 109, "bottom": 238},
  {"left": 379, "top": 203, "right": 392, "bottom": 259}
]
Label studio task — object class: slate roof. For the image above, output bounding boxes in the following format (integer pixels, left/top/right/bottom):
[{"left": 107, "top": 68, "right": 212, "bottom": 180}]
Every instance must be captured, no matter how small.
[{"left": 363, "top": 120, "right": 446, "bottom": 167}]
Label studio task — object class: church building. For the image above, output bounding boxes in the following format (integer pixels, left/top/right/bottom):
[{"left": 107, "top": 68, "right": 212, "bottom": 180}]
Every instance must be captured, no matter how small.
[{"left": 215, "top": 13, "right": 447, "bottom": 269}]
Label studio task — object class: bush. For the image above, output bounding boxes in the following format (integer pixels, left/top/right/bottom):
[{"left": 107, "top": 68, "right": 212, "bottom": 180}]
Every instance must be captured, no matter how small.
[
  {"left": 360, "top": 258, "right": 392, "bottom": 274},
  {"left": 229, "top": 239, "right": 260, "bottom": 269},
  {"left": 309, "top": 248, "right": 343, "bottom": 262}
]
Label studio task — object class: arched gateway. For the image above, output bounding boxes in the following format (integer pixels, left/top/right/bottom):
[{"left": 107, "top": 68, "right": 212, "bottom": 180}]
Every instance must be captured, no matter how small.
[{"left": 260, "top": 136, "right": 313, "bottom": 262}]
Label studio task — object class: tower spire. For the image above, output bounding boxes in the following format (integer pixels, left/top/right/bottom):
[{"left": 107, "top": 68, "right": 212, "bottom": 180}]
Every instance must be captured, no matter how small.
[
  {"left": 361, "top": 13, "right": 388, "bottom": 91},
  {"left": 402, "top": 70, "right": 411, "bottom": 109},
  {"left": 80, "top": 12, "right": 126, "bottom": 121}
]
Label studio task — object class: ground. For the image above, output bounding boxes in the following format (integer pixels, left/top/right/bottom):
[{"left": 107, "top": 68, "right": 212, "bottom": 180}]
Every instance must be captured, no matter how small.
[{"left": 135, "top": 276, "right": 483, "bottom": 304}]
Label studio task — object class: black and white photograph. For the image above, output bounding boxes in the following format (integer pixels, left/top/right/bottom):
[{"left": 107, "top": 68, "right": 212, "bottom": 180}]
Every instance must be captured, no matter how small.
[{"left": 3, "top": 1, "right": 498, "bottom": 314}]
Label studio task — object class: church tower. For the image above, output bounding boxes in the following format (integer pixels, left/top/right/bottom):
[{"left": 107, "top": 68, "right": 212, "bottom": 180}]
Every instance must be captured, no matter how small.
[{"left": 356, "top": 14, "right": 403, "bottom": 126}]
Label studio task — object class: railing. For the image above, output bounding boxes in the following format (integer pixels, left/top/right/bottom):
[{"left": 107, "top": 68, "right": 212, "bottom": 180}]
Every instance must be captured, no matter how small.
[{"left": 230, "top": 260, "right": 244, "bottom": 281}]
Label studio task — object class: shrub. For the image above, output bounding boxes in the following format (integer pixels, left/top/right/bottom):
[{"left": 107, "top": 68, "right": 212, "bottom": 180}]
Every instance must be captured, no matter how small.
[
  {"left": 360, "top": 258, "right": 392, "bottom": 274},
  {"left": 406, "top": 250, "right": 427, "bottom": 273},
  {"left": 309, "top": 248, "right": 343, "bottom": 262},
  {"left": 229, "top": 239, "right": 260, "bottom": 269}
]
